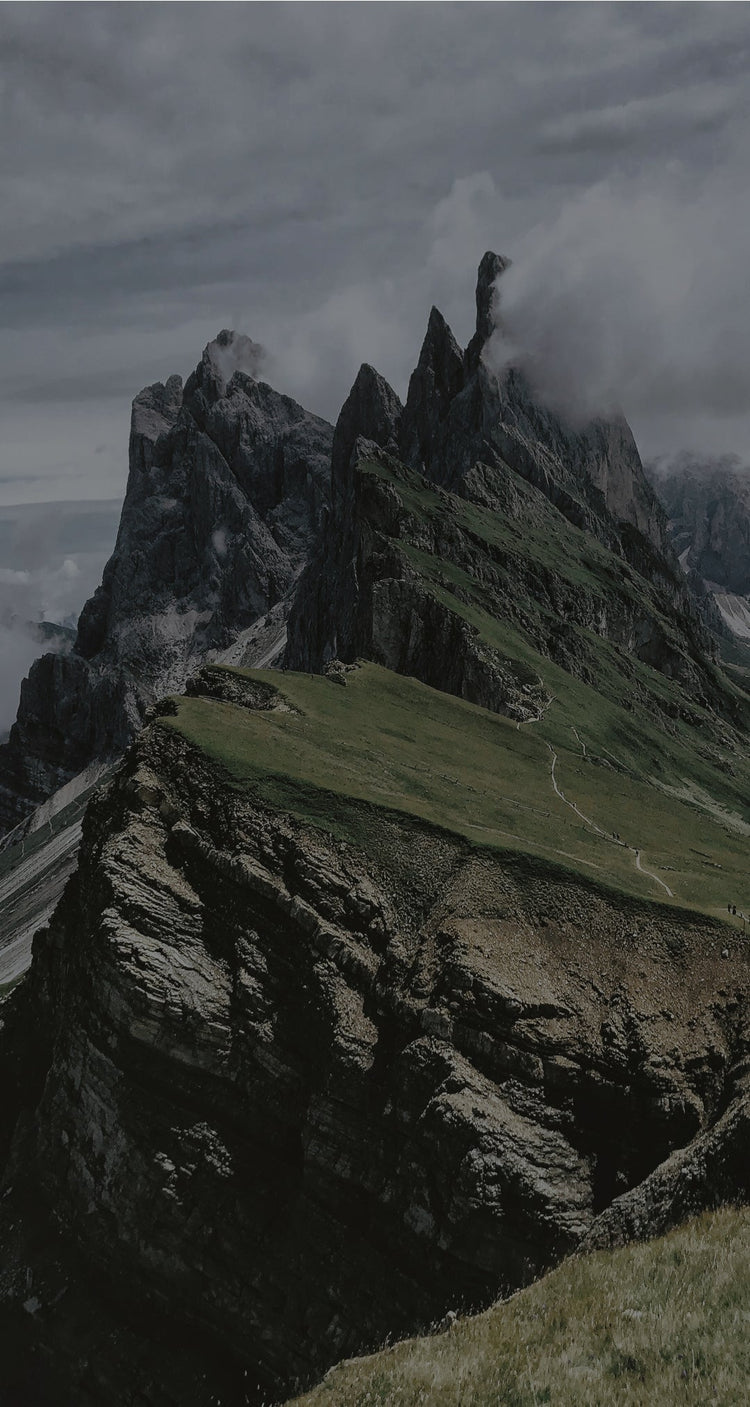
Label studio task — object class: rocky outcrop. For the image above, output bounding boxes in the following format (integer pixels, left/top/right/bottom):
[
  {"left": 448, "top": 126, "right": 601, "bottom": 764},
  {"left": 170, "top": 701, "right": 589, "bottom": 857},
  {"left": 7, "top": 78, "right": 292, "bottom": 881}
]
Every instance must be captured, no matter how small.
[
  {"left": 287, "top": 447, "right": 550, "bottom": 722},
  {"left": 288, "top": 256, "right": 718, "bottom": 720},
  {"left": 0, "top": 333, "right": 333, "bottom": 835},
  {"left": 286, "top": 365, "right": 403, "bottom": 672},
  {"left": 288, "top": 441, "right": 728, "bottom": 727},
  {"left": 1, "top": 676, "right": 749, "bottom": 1404},
  {"left": 400, "top": 252, "right": 672, "bottom": 563}
]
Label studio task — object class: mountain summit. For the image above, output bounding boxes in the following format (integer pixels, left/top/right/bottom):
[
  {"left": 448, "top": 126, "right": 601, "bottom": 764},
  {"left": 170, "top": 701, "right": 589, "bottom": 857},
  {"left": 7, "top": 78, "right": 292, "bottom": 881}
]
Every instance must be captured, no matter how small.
[
  {"left": 287, "top": 254, "right": 716, "bottom": 723},
  {"left": 3, "top": 256, "right": 750, "bottom": 1404},
  {"left": 0, "top": 335, "right": 333, "bottom": 834}
]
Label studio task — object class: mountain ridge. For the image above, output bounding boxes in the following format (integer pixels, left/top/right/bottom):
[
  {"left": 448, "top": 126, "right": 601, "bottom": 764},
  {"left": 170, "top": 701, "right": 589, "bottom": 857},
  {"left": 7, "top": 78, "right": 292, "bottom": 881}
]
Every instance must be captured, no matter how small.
[{"left": 2, "top": 255, "right": 750, "bottom": 1403}]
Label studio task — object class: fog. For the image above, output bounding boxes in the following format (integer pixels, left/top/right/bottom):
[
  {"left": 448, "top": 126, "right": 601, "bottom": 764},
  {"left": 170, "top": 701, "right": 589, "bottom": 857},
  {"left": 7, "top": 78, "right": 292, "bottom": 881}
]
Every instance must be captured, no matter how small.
[
  {"left": 488, "top": 167, "right": 750, "bottom": 452},
  {"left": 4, "top": 4, "right": 750, "bottom": 502},
  {"left": 0, "top": 501, "right": 120, "bottom": 737}
]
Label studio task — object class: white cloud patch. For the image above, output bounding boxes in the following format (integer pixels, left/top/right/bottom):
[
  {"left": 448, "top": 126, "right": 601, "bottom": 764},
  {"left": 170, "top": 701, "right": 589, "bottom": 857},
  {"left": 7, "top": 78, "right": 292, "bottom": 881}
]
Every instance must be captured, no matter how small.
[
  {"left": 486, "top": 166, "right": 750, "bottom": 455},
  {"left": 0, "top": 501, "right": 119, "bottom": 736}
]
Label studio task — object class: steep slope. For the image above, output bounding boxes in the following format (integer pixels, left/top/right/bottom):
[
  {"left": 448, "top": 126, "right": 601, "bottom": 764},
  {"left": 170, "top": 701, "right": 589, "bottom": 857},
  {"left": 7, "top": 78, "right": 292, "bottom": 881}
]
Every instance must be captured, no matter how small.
[
  {"left": 0, "top": 331, "right": 333, "bottom": 836},
  {"left": 288, "top": 256, "right": 717, "bottom": 722},
  {"left": 289, "top": 445, "right": 738, "bottom": 731},
  {"left": 288, "top": 1207, "right": 750, "bottom": 1407},
  {"left": 2, "top": 665, "right": 750, "bottom": 1405},
  {"left": 401, "top": 252, "right": 669, "bottom": 559}
]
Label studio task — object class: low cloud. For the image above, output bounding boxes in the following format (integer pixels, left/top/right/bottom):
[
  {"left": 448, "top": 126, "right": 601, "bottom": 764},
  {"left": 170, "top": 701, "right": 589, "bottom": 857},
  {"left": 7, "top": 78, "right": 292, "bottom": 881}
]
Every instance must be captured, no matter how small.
[
  {"left": 487, "top": 168, "right": 750, "bottom": 450},
  {"left": 0, "top": 502, "right": 119, "bottom": 736}
]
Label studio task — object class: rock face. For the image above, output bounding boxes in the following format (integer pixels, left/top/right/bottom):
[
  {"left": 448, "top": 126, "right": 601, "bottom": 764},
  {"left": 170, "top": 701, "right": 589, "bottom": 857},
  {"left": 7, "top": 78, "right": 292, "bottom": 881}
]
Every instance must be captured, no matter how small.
[
  {"left": 650, "top": 452, "right": 750, "bottom": 641},
  {"left": 1, "top": 675, "right": 749, "bottom": 1404},
  {"left": 399, "top": 252, "right": 670, "bottom": 557},
  {"left": 287, "top": 256, "right": 715, "bottom": 712},
  {"left": 0, "top": 333, "right": 333, "bottom": 835}
]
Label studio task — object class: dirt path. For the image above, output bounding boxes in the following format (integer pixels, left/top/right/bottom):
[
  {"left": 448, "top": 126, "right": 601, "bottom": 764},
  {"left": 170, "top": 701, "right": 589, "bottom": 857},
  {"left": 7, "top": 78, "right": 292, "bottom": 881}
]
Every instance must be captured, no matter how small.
[
  {"left": 634, "top": 848, "right": 674, "bottom": 896},
  {"left": 547, "top": 745, "right": 610, "bottom": 838},
  {"left": 547, "top": 744, "right": 674, "bottom": 899}
]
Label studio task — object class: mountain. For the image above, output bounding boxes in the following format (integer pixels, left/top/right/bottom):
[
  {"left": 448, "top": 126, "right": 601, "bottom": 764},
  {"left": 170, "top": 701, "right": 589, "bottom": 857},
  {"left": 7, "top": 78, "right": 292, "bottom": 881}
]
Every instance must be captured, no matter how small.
[
  {"left": 2, "top": 258, "right": 750, "bottom": 1405},
  {"left": 0, "top": 332, "right": 333, "bottom": 836},
  {"left": 288, "top": 256, "right": 726, "bottom": 727},
  {"left": 2, "top": 663, "right": 749, "bottom": 1404},
  {"left": 649, "top": 451, "right": 750, "bottom": 643}
]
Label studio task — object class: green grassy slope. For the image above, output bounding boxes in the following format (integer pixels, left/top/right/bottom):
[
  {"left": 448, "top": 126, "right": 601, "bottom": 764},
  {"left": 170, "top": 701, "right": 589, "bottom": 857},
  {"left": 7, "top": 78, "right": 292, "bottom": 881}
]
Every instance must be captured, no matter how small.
[
  {"left": 164, "top": 661, "right": 750, "bottom": 924},
  {"left": 362, "top": 453, "right": 750, "bottom": 909},
  {"left": 285, "top": 1206, "right": 750, "bottom": 1407}
]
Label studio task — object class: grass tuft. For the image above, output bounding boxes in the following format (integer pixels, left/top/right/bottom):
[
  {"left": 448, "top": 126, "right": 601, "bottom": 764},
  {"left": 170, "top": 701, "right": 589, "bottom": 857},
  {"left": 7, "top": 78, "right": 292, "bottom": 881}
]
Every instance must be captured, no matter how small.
[{"left": 286, "top": 1207, "right": 750, "bottom": 1406}]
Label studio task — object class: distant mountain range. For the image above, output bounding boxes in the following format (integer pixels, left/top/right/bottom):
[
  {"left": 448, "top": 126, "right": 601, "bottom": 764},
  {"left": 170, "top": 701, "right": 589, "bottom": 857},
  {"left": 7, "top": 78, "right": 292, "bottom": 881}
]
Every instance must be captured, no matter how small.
[{"left": 648, "top": 451, "right": 750, "bottom": 642}]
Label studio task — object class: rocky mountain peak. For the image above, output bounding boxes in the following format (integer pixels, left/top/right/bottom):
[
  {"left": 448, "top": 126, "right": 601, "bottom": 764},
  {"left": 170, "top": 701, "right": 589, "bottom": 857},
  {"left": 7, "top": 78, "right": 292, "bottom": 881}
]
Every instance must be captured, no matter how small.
[
  {"left": 0, "top": 336, "right": 333, "bottom": 835},
  {"left": 399, "top": 306, "right": 465, "bottom": 468},
  {"left": 183, "top": 329, "right": 265, "bottom": 414},
  {"left": 331, "top": 363, "right": 403, "bottom": 509}
]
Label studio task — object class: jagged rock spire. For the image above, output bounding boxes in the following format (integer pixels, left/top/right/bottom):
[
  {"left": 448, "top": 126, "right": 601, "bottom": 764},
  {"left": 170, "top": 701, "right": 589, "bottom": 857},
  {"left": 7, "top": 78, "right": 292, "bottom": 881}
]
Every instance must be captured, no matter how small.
[
  {"left": 331, "top": 363, "right": 403, "bottom": 510},
  {"left": 183, "top": 330, "right": 265, "bottom": 416},
  {"left": 465, "top": 250, "right": 511, "bottom": 371},
  {"left": 399, "top": 305, "right": 464, "bottom": 469},
  {"left": 475, "top": 251, "right": 511, "bottom": 341}
]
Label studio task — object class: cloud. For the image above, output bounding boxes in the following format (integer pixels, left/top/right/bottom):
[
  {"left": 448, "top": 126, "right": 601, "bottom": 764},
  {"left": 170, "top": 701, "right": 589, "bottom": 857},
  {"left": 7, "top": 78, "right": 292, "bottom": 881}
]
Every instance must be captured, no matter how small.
[
  {"left": 487, "top": 165, "right": 750, "bottom": 452},
  {"left": 3, "top": 2, "right": 750, "bottom": 501},
  {"left": 0, "top": 501, "right": 119, "bottom": 734},
  {"left": 0, "top": 628, "right": 49, "bottom": 740}
]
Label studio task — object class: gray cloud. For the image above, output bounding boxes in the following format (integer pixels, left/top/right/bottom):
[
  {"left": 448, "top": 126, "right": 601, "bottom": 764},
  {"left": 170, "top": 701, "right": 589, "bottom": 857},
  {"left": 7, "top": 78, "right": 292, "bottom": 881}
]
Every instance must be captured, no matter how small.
[
  {"left": 0, "top": 499, "right": 120, "bottom": 734},
  {"left": 2, "top": 2, "right": 750, "bottom": 508},
  {"left": 487, "top": 157, "right": 750, "bottom": 455}
]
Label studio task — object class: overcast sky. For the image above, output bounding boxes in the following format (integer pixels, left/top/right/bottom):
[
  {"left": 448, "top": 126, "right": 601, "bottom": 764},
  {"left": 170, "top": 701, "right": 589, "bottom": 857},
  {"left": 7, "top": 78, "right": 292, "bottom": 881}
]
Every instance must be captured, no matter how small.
[{"left": 3, "top": 1, "right": 750, "bottom": 510}]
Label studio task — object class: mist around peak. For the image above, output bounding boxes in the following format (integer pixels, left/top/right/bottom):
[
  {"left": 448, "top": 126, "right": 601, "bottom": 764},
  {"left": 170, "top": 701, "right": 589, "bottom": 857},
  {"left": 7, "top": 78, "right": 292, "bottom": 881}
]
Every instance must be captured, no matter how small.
[{"left": 481, "top": 175, "right": 750, "bottom": 456}]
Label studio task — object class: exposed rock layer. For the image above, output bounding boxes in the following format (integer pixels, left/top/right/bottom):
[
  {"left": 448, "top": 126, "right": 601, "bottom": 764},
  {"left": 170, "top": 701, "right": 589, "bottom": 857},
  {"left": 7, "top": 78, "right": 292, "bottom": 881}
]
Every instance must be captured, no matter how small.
[{"left": 2, "top": 677, "right": 749, "bottom": 1404}]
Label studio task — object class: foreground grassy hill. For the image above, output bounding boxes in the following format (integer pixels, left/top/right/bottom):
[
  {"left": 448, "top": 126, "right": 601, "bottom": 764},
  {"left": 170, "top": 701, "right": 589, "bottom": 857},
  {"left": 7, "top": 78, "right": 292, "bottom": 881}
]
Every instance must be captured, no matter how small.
[
  {"left": 285, "top": 1206, "right": 750, "bottom": 1407},
  {"left": 165, "top": 659, "right": 750, "bottom": 924}
]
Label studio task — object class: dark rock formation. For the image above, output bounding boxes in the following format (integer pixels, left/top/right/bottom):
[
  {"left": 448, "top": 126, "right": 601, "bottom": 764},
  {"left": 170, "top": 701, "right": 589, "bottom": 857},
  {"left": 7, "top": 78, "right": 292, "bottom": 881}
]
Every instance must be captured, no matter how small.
[
  {"left": 400, "top": 252, "right": 670, "bottom": 560},
  {"left": 287, "top": 256, "right": 717, "bottom": 719},
  {"left": 1, "top": 680, "right": 749, "bottom": 1404},
  {"left": 0, "top": 333, "right": 333, "bottom": 835},
  {"left": 286, "top": 365, "right": 403, "bottom": 671}
]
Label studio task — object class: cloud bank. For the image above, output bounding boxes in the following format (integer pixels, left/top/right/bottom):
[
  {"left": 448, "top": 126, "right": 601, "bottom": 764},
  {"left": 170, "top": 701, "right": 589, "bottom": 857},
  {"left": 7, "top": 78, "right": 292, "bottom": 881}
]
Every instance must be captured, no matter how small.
[
  {"left": 0, "top": 502, "right": 119, "bottom": 736},
  {"left": 489, "top": 168, "right": 750, "bottom": 451},
  {"left": 3, "top": 3, "right": 750, "bottom": 504}
]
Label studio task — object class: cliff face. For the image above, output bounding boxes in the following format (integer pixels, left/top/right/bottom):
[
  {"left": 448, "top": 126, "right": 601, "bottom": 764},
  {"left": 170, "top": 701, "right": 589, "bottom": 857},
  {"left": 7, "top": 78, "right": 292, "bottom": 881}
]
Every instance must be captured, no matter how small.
[
  {"left": 0, "top": 333, "right": 333, "bottom": 836},
  {"left": 652, "top": 452, "right": 750, "bottom": 594},
  {"left": 2, "top": 669, "right": 749, "bottom": 1405},
  {"left": 287, "top": 257, "right": 716, "bottom": 716},
  {"left": 399, "top": 252, "right": 670, "bottom": 559},
  {"left": 287, "top": 448, "right": 723, "bottom": 729}
]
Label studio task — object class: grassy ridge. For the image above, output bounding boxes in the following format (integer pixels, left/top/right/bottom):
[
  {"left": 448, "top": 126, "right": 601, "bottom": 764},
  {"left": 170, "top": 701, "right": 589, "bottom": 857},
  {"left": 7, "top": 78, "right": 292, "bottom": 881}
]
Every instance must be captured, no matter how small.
[
  {"left": 165, "top": 662, "right": 750, "bottom": 922},
  {"left": 286, "top": 1207, "right": 750, "bottom": 1406}
]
